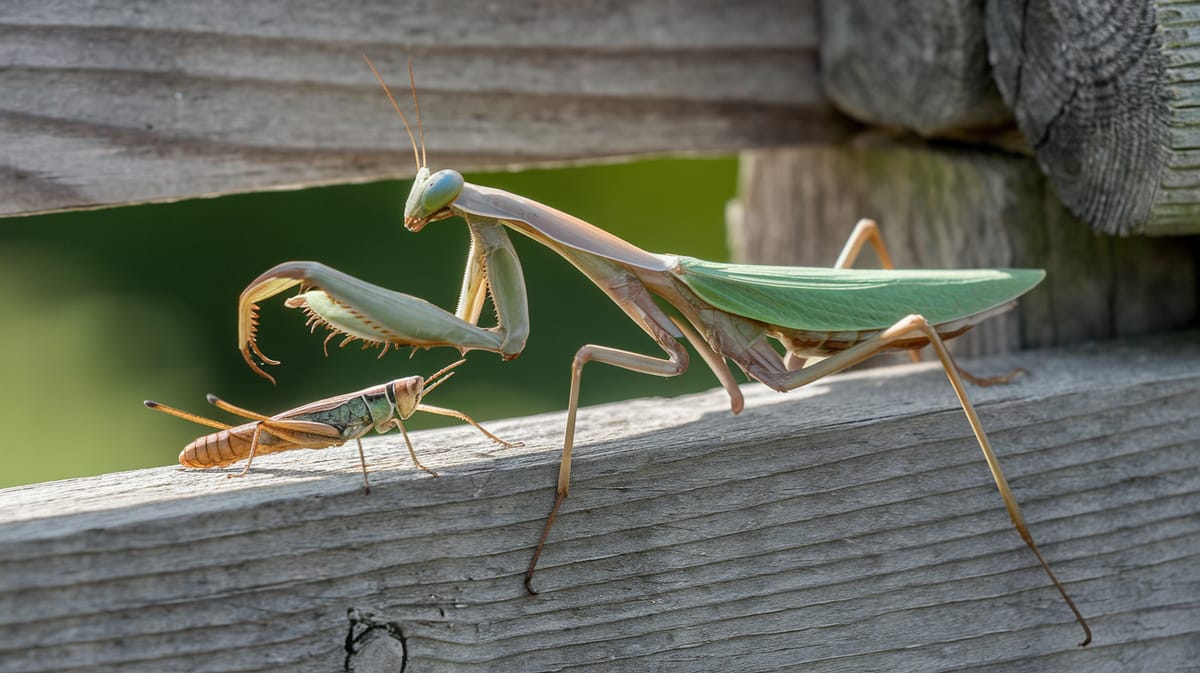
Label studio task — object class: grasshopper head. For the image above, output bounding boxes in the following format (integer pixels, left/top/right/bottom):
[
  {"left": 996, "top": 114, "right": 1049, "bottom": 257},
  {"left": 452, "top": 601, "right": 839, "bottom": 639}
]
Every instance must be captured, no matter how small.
[
  {"left": 387, "top": 377, "right": 425, "bottom": 420},
  {"left": 405, "top": 167, "right": 463, "bottom": 232}
]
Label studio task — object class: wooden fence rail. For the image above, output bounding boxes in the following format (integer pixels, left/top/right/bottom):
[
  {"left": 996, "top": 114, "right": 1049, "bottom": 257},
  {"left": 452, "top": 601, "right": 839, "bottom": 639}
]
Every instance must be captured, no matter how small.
[
  {"left": 1, "top": 334, "right": 1198, "bottom": 672},
  {"left": 1, "top": 0, "right": 839, "bottom": 217},
  {"left": 3, "top": 1, "right": 1199, "bottom": 671},
  {"left": 8, "top": 0, "right": 1200, "bottom": 236}
]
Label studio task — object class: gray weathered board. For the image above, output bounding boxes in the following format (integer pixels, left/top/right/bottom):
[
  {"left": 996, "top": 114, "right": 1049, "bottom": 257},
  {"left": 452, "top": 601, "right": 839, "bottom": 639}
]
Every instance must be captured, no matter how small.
[
  {"left": 1, "top": 333, "right": 1197, "bottom": 672},
  {"left": 1, "top": 0, "right": 840, "bottom": 217},
  {"left": 9, "top": 0, "right": 1200, "bottom": 235}
]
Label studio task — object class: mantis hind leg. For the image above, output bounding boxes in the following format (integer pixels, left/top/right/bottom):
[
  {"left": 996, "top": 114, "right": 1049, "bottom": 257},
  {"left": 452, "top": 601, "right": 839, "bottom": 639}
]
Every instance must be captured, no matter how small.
[
  {"left": 831, "top": 220, "right": 1024, "bottom": 384},
  {"left": 832, "top": 219, "right": 921, "bottom": 365},
  {"left": 750, "top": 314, "right": 1091, "bottom": 646},
  {"left": 834, "top": 218, "right": 897, "bottom": 270}
]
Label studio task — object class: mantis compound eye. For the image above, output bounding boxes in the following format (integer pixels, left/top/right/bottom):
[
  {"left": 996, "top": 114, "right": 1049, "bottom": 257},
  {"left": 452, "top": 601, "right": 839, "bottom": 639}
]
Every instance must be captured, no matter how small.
[{"left": 417, "top": 167, "right": 463, "bottom": 214}]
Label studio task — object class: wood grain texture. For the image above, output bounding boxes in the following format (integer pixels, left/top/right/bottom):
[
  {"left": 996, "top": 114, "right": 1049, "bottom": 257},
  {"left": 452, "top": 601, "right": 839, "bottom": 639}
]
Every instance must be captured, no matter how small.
[
  {"left": 1, "top": 333, "right": 1197, "bottom": 671},
  {"left": 985, "top": 0, "right": 1200, "bottom": 235},
  {"left": 819, "top": 0, "right": 1013, "bottom": 136},
  {"left": 0, "top": 0, "right": 846, "bottom": 217},
  {"left": 728, "top": 140, "right": 1199, "bottom": 361}
]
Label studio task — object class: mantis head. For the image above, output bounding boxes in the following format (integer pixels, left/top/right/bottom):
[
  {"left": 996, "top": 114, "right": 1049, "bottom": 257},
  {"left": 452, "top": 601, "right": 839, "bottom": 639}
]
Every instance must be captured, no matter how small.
[
  {"left": 404, "top": 167, "right": 464, "bottom": 231},
  {"left": 361, "top": 56, "right": 461, "bottom": 231}
]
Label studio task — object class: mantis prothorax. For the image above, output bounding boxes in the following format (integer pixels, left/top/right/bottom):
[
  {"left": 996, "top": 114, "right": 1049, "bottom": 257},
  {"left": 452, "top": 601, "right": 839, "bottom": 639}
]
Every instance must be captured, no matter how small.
[
  {"left": 234, "top": 58, "right": 1091, "bottom": 645},
  {"left": 146, "top": 359, "right": 520, "bottom": 493}
]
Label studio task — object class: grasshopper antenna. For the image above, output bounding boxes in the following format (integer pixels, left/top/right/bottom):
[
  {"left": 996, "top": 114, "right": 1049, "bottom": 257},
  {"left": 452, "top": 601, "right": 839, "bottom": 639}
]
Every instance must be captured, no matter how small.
[
  {"left": 423, "top": 359, "right": 467, "bottom": 396},
  {"left": 362, "top": 54, "right": 422, "bottom": 172}
]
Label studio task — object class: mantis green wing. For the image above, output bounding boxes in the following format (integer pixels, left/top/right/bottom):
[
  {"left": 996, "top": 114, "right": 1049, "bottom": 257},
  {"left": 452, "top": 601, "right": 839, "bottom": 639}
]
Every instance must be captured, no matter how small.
[{"left": 673, "top": 257, "right": 1045, "bottom": 332}]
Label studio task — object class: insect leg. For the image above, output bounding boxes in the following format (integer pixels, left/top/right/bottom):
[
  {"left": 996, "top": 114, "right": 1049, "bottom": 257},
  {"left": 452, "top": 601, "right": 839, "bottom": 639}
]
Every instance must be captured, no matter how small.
[
  {"left": 356, "top": 438, "right": 370, "bottom": 494},
  {"left": 144, "top": 400, "right": 233, "bottom": 431},
  {"left": 232, "top": 423, "right": 266, "bottom": 478},
  {"left": 832, "top": 219, "right": 921, "bottom": 365},
  {"left": 833, "top": 218, "right": 897, "bottom": 270},
  {"left": 760, "top": 314, "right": 1091, "bottom": 646},
  {"left": 230, "top": 419, "right": 343, "bottom": 477},
  {"left": 526, "top": 336, "right": 690, "bottom": 595},
  {"left": 383, "top": 418, "right": 439, "bottom": 478},
  {"left": 832, "top": 220, "right": 1026, "bottom": 385},
  {"left": 415, "top": 404, "right": 523, "bottom": 448},
  {"left": 206, "top": 394, "right": 272, "bottom": 422}
]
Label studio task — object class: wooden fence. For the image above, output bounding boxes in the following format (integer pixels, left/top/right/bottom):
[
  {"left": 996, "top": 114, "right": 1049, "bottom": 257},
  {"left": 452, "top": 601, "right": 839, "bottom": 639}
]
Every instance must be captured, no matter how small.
[{"left": 2, "top": 1, "right": 1198, "bottom": 671}]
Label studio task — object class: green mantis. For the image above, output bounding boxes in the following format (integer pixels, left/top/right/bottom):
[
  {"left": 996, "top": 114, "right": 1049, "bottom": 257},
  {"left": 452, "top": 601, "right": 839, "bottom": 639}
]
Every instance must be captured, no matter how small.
[
  {"left": 146, "top": 360, "right": 519, "bottom": 493},
  {"left": 233, "top": 59, "right": 1091, "bottom": 645}
]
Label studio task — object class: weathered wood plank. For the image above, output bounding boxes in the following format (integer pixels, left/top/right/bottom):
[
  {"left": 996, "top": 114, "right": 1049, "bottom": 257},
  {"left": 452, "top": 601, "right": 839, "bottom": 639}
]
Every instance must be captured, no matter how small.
[
  {"left": 819, "top": 0, "right": 1013, "bottom": 136},
  {"left": 985, "top": 0, "right": 1200, "bottom": 235},
  {"left": 0, "top": 0, "right": 844, "bottom": 218},
  {"left": 1, "top": 333, "right": 1197, "bottom": 671},
  {"left": 729, "top": 140, "right": 1199, "bottom": 359}
]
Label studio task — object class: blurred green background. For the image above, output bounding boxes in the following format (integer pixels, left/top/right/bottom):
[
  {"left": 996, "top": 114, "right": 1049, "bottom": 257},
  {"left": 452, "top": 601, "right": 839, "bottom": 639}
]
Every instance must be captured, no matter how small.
[{"left": 0, "top": 158, "right": 736, "bottom": 488}]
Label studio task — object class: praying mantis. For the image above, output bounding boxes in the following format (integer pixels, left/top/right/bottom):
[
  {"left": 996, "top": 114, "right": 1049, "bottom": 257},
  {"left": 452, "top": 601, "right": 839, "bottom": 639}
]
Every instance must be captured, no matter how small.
[
  {"left": 146, "top": 360, "right": 519, "bottom": 493},
  {"left": 233, "top": 58, "right": 1091, "bottom": 645}
]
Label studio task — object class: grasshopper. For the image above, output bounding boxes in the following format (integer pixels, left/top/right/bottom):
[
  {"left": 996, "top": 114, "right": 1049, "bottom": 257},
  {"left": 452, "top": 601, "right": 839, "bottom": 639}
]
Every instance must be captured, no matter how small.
[
  {"left": 146, "top": 360, "right": 519, "bottom": 492},
  {"left": 232, "top": 59, "right": 1090, "bottom": 645}
]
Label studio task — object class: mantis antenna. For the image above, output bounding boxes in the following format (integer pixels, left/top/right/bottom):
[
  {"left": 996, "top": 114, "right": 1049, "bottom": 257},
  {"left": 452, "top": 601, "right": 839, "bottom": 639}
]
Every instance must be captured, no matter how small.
[
  {"left": 362, "top": 54, "right": 422, "bottom": 172},
  {"left": 408, "top": 58, "right": 426, "bottom": 169}
]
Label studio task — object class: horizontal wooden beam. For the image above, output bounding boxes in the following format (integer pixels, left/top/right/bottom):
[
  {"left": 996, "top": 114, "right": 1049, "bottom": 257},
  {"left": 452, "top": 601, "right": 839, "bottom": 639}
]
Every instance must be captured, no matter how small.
[
  {"left": 2, "top": 333, "right": 1196, "bottom": 671},
  {"left": 1, "top": 0, "right": 844, "bottom": 217}
]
